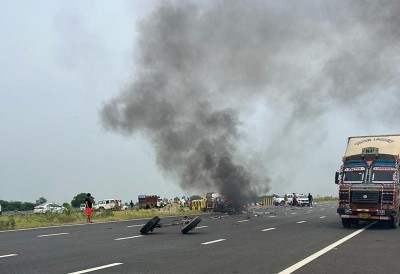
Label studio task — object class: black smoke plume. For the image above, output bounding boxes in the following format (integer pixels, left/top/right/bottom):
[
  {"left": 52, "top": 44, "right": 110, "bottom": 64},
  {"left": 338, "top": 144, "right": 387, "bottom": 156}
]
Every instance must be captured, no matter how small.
[{"left": 101, "top": 1, "right": 400, "bottom": 202}]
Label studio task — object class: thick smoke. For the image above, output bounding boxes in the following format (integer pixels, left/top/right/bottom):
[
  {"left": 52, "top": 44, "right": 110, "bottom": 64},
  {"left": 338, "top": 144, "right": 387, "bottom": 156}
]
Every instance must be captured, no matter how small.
[{"left": 101, "top": 1, "right": 400, "bottom": 202}]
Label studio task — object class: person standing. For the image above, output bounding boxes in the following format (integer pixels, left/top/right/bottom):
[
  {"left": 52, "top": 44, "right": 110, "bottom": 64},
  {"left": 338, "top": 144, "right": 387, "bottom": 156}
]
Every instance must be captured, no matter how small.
[
  {"left": 130, "top": 200, "right": 134, "bottom": 210},
  {"left": 85, "top": 193, "right": 93, "bottom": 223},
  {"left": 284, "top": 194, "right": 288, "bottom": 206},
  {"left": 308, "top": 193, "right": 313, "bottom": 207},
  {"left": 292, "top": 193, "right": 298, "bottom": 206}
]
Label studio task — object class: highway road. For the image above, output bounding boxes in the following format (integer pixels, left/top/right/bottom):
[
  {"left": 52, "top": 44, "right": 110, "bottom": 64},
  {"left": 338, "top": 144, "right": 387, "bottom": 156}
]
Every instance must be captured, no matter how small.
[{"left": 1, "top": 203, "right": 399, "bottom": 274}]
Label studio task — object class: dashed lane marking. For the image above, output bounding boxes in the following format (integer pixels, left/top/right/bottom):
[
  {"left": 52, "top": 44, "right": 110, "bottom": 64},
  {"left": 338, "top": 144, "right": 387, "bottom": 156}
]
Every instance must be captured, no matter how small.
[
  {"left": 195, "top": 226, "right": 208, "bottom": 229},
  {"left": 261, "top": 228, "right": 276, "bottom": 232},
  {"left": 68, "top": 263, "right": 123, "bottom": 274},
  {"left": 278, "top": 222, "right": 376, "bottom": 274},
  {"left": 126, "top": 224, "right": 145, "bottom": 227},
  {"left": 319, "top": 216, "right": 326, "bottom": 219},
  {"left": 296, "top": 221, "right": 306, "bottom": 224},
  {"left": 269, "top": 216, "right": 277, "bottom": 218},
  {"left": 237, "top": 220, "right": 250, "bottom": 223},
  {"left": 0, "top": 254, "right": 17, "bottom": 259},
  {"left": 115, "top": 235, "right": 143, "bottom": 241},
  {"left": 37, "top": 232, "right": 69, "bottom": 237},
  {"left": 201, "top": 239, "right": 226, "bottom": 245}
]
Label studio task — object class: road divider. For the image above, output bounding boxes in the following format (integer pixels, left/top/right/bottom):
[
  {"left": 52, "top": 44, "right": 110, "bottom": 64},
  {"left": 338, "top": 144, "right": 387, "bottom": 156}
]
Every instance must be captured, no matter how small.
[
  {"left": 278, "top": 222, "right": 376, "bottom": 274},
  {"left": 37, "top": 232, "right": 69, "bottom": 237},
  {"left": 68, "top": 263, "right": 123, "bottom": 274},
  {"left": 261, "top": 228, "right": 276, "bottom": 232},
  {"left": 201, "top": 239, "right": 226, "bottom": 245},
  {"left": 0, "top": 254, "right": 17, "bottom": 259},
  {"left": 115, "top": 235, "right": 143, "bottom": 241}
]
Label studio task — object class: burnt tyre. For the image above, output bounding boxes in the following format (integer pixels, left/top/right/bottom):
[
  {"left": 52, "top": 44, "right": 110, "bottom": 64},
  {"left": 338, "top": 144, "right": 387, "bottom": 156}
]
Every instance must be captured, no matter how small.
[
  {"left": 181, "top": 216, "right": 202, "bottom": 234},
  {"left": 140, "top": 216, "right": 161, "bottom": 235},
  {"left": 341, "top": 218, "right": 352, "bottom": 228}
]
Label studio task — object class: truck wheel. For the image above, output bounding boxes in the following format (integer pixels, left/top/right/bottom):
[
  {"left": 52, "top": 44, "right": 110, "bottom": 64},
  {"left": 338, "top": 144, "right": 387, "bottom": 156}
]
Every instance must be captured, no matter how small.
[
  {"left": 279, "top": 201, "right": 285, "bottom": 206},
  {"left": 390, "top": 213, "right": 399, "bottom": 229},
  {"left": 140, "top": 216, "right": 161, "bottom": 235},
  {"left": 181, "top": 216, "right": 202, "bottom": 234},
  {"left": 341, "top": 218, "right": 352, "bottom": 228}
]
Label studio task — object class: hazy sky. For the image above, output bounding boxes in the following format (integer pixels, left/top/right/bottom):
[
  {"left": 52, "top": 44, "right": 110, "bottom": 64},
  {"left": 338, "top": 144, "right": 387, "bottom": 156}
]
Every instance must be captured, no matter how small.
[{"left": 1, "top": 1, "right": 399, "bottom": 204}]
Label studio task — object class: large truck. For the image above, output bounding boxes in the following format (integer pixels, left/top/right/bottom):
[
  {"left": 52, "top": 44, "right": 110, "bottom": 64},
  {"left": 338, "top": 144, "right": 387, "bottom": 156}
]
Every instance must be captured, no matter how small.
[
  {"left": 335, "top": 135, "right": 400, "bottom": 228},
  {"left": 138, "top": 195, "right": 162, "bottom": 209}
]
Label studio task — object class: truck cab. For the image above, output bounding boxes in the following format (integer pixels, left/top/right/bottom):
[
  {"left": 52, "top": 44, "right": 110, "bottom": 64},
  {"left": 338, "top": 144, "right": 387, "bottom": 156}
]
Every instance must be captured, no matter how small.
[{"left": 336, "top": 135, "right": 400, "bottom": 228}]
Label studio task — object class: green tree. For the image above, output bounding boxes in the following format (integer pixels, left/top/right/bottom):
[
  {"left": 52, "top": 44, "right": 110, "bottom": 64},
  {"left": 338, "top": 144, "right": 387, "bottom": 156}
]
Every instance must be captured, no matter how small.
[
  {"left": 36, "top": 197, "right": 47, "bottom": 205},
  {"left": 71, "top": 193, "right": 95, "bottom": 208}
]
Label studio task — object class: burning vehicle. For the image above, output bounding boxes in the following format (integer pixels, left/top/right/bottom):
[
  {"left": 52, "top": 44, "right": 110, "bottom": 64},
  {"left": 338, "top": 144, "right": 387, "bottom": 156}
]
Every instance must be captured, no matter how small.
[{"left": 205, "top": 192, "right": 245, "bottom": 214}]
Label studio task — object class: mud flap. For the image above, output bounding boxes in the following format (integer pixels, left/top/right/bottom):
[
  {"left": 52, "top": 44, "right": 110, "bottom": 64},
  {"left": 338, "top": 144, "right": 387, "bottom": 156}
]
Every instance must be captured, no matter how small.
[
  {"left": 181, "top": 216, "right": 202, "bottom": 234},
  {"left": 140, "top": 216, "right": 161, "bottom": 235}
]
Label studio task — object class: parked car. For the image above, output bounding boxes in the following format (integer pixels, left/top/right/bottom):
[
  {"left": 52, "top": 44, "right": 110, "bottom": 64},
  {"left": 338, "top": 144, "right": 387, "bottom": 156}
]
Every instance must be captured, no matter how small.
[
  {"left": 94, "top": 199, "right": 122, "bottom": 211},
  {"left": 79, "top": 203, "right": 86, "bottom": 211},
  {"left": 34, "top": 203, "right": 65, "bottom": 214}
]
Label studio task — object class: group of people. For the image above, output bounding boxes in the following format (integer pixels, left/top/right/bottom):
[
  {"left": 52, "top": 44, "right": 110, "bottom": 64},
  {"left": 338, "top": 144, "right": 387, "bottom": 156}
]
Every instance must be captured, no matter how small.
[{"left": 281, "top": 193, "right": 313, "bottom": 207}]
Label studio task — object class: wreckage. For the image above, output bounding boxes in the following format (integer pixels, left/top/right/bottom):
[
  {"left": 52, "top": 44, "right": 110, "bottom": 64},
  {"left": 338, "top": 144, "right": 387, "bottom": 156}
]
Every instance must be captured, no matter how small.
[{"left": 140, "top": 216, "right": 202, "bottom": 235}]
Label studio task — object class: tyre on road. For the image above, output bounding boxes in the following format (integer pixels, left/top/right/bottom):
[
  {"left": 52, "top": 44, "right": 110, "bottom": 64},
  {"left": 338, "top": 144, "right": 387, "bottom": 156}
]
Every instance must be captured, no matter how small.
[
  {"left": 140, "top": 216, "right": 161, "bottom": 235},
  {"left": 341, "top": 218, "right": 352, "bottom": 228},
  {"left": 181, "top": 216, "right": 201, "bottom": 234}
]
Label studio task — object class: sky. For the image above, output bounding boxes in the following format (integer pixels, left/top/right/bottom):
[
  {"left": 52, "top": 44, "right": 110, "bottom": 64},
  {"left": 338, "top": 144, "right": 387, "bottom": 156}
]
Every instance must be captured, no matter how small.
[{"left": 1, "top": 0, "right": 400, "bottom": 205}]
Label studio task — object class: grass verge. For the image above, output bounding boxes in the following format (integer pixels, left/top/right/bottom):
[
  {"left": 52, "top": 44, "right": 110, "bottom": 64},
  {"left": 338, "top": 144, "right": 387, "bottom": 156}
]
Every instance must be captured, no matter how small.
[{"left": 0, "top": 208, "right": 202, "bottom": 231}]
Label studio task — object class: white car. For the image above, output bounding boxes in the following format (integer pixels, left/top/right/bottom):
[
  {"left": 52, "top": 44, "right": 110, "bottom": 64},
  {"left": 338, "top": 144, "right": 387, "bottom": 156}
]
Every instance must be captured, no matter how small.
[
  {"left": 79, "top": 203, "right": 86, "bottom": 211},
  {"left": 34, "top": 203, "right": 65, "bottom": 214}
]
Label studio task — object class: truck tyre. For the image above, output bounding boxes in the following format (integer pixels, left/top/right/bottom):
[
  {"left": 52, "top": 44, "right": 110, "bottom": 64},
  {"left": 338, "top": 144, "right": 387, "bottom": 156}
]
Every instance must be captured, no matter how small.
[
  {"left": 140, "top": 216, "right": 161, "bottom": 235},
  {"left": 279, "top": 201, "right": 285, "bottom": 206},
  {"left": 341, "top": 218, "right": 352, "bottom": 228},
  {"left": 181, "top": 216, "right": 202, "bottom": 234},
  {"left": 390, "top": 213, "right": 399, "bottom": 229}
]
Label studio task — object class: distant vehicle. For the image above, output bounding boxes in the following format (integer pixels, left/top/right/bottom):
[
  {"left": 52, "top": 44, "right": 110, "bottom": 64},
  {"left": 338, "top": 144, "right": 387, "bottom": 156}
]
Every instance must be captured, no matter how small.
[
  {"left": 94, "top": 199, "right": 122, "bottom": 211},
  {"left": 121, "top": 204, "right": 128, "bottom": 210},
  {"left": 138, "top": 195, "right": 162, "bottom": 209},
  {"left": 0, "top": 204, "right": 2, "bottom": 215},
  {"left": 34, "top": 203, "right": 65, "bottom": 214},
  {"left": 274, "top": 194, "right": 309, "bottom": 206},
  {"left": 79, "top": 203, "right": 86, "bottom": 211}
]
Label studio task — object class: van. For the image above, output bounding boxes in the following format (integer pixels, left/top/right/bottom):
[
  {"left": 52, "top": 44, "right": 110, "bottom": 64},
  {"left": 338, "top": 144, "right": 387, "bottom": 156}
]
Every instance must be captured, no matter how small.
[{"left": 94, "top": 199, "right": 121, "bottom": 211}]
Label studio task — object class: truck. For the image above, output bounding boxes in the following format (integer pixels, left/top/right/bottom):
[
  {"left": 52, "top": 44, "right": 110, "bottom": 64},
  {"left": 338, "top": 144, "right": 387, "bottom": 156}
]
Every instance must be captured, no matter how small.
[
  {"left": 138, "top": 195, "right": 163, "bottom": 209},
  {"left": 335, "top": 135, "right": 400, "bottom": 228}
]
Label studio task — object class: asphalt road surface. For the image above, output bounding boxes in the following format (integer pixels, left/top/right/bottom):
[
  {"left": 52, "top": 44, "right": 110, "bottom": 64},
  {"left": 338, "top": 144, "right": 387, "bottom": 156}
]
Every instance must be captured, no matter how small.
[{"left": 1, "top": 203, "right": 399, "bottom": 274}]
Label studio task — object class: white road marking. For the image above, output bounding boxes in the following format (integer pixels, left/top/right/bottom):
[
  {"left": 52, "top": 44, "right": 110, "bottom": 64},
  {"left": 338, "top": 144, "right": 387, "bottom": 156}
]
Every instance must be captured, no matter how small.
[
  {"left": 296, "top": 221, "right": 306, "bottom": 224},
  {"left": 201, "top": 239, "right": 226, "bottom": 245},
  {"left": 37, "top": 232, "right": 69, "bottom": 237},
  {"left": 68, "top": 263, "right": 123, "bottom": 274},
  {"left": 237, "top": 220, "right": 249, "bottom": 223},
  {"left": 319, "top": 216, "right": 326, "bottom": 219},
  {"left": 195, "top": 226, "right": 208, "bottom": 229},
  {"left": 269, "top": 216, "right": 277, "bottom": 218},
  {"left": 261, "top": 228, "right": 276, "bottom": 232},
  {"left": 115, "top": 235, "right": 143, "bottom": 241},
  {"left": 126, "top": 224, "right": 145, "bottom": 227},
  {"left": 290, "top": 213, "right": 297, "bottom": 214},
  {"left": 0, "top": 254, "right": 17, "bottom": 258},
  {"left": 278, "top": 222, "right": 376, "bottom": 274}
]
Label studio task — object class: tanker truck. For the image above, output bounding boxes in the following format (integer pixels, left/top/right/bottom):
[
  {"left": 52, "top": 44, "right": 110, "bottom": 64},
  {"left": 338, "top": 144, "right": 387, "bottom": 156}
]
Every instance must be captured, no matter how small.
[{"left": 335, "top": 135, "right": 400, "bottom": 228}]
